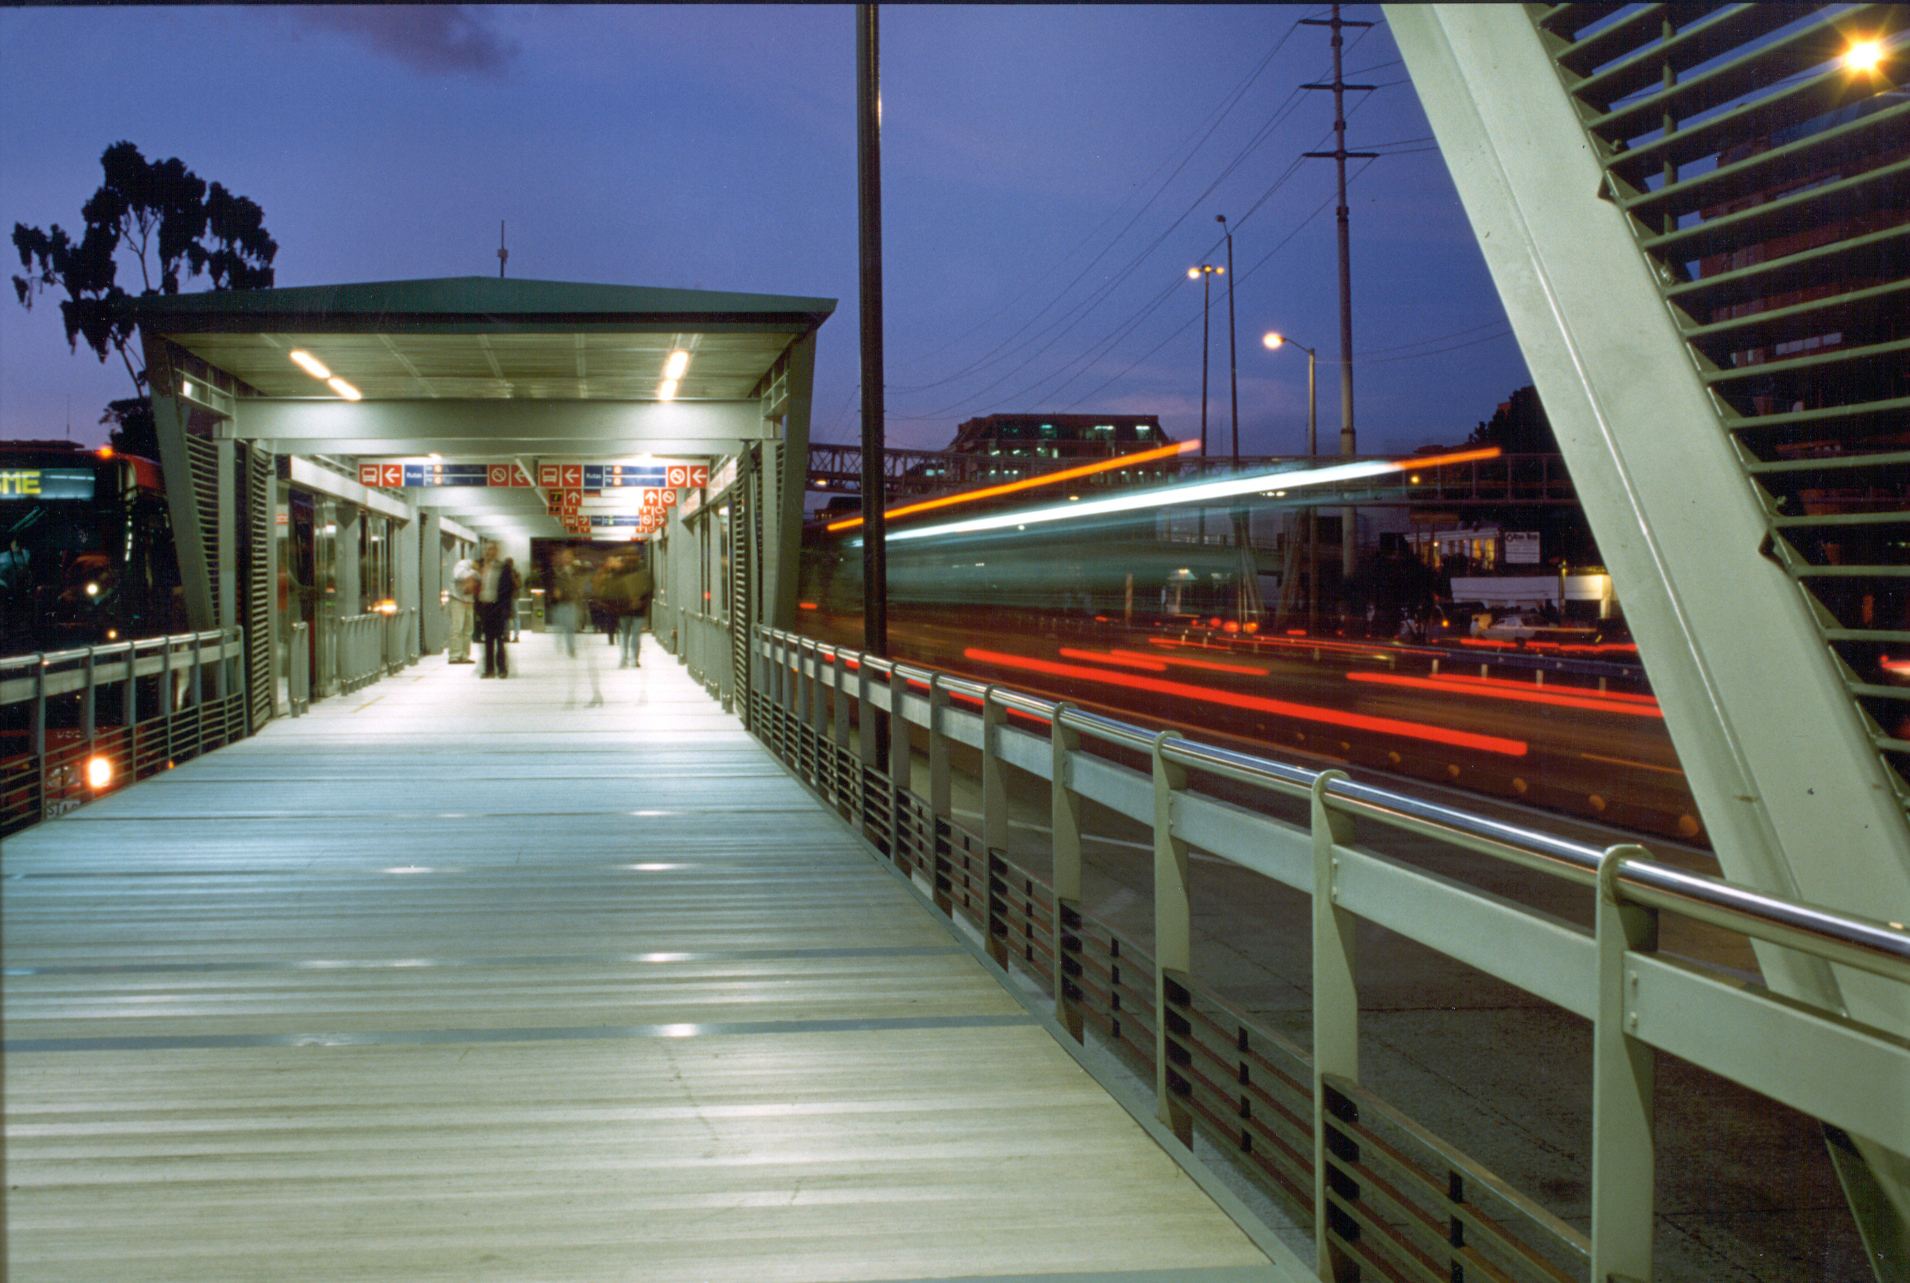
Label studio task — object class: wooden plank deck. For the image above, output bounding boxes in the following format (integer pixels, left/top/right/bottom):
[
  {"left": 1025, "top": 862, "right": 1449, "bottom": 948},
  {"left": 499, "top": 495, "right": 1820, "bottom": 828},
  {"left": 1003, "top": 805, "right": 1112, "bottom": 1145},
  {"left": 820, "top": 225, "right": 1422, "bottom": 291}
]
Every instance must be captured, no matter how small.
[{"left": 3, "top": 637, "right": 1297, "bottom": 1283}]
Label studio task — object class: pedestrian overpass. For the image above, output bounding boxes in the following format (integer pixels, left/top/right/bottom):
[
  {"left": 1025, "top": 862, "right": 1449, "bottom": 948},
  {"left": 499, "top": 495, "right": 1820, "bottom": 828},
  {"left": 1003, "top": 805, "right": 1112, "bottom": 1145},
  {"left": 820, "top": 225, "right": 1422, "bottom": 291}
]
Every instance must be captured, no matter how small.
[{"left": 8, "top": 6, "right": 1905, "bottom": 1280}]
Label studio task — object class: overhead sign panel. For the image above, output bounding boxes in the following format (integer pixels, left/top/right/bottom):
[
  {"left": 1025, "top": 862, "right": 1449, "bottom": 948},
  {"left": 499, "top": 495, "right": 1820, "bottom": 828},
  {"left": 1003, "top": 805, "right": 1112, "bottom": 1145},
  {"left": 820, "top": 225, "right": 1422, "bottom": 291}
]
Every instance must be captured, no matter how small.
[{"left": 358, "top": 462, "right": 531, "bottom": 488}]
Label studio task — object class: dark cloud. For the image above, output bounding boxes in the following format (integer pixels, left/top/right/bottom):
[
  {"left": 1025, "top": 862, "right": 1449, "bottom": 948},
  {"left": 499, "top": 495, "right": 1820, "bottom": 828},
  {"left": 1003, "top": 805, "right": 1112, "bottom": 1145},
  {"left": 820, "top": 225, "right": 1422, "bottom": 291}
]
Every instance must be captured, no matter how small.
[{"left": 294, "top": 6, "right": 519, "bottom": 77}]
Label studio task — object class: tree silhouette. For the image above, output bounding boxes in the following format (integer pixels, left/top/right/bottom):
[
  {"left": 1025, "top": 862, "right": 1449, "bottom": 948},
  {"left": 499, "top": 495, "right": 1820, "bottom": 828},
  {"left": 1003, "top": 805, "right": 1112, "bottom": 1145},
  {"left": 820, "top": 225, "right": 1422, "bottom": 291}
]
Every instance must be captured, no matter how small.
[
  {"left": 1467, "top": 384, "right": 1557, "bottom": 454},
  {"left": 11, "top": 141, "right": 276, "bottom": 456}
]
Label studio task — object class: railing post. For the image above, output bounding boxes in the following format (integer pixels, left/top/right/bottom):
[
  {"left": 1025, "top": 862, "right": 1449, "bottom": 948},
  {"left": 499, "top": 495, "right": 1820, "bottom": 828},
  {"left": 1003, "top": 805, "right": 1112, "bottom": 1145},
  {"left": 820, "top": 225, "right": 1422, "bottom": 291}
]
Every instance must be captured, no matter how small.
[
  {"left": 927, "top": 673, "right": 953, "bottom": 883},
  {"left": 1051, "top": 702, "right": 1085, "bottom": 1041},
  {"left": 981, "top": 686, "right": 1009, "bottom": 967},
  {"left": 1151, "top": 728, "right": 1193, "bottom": 1147},
  {"left": 31, "top": 655, "right": 47, "bottom": 808},
  {"left": 832, "top": 646, "right": 854, "bottom": 808},
  {"left": 81, "top": 646, "right": 97, "bottom": 743},
  {"left": 1593, "top": 844, "right": 1658, "bottom": 1283},
  {"left": 1311, "top": 768, "right": 1360, "bottom": 1282}
]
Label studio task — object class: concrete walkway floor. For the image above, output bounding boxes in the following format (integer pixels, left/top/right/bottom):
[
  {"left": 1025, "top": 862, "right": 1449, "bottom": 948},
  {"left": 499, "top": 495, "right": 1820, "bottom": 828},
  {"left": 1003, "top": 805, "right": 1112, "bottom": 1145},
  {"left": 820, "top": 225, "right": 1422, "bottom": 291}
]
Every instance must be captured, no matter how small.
[{"left": 1, "top": 636, "right": 1301, "bottom": 1283}]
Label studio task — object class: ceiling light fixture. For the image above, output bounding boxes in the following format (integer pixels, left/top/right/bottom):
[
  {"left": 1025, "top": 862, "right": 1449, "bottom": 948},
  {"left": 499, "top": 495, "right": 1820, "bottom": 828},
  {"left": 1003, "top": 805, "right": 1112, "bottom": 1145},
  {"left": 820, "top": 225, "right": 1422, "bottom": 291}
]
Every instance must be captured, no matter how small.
[
  {"left": 328, "top": 377, "right": 362, "bottom": 402},
  {"left": 289, "top": 350, "right": 331, "bottom": 380},
  {"left": 664, "top": 350, "right": 690, "bottom": 380},
  {"left": 659, "top": 379, "right": 679, "bottom": 401}
]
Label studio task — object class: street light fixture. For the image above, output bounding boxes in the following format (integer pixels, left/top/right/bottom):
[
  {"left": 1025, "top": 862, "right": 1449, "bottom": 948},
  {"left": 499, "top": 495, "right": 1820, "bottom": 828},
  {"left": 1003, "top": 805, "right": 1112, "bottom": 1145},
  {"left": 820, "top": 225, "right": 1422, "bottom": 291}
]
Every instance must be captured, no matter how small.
[
  {"left": 1262, "top": 332, "right": 1317, "bottom": 456},
  {"left": 1264, "top": 330, "right": 1320, "bottom": 630}
]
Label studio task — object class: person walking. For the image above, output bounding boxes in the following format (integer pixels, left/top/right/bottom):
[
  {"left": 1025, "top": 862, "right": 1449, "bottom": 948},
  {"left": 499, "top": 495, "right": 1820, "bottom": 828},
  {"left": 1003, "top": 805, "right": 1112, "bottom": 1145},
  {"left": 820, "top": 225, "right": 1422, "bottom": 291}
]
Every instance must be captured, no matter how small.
[
  {"left": 447, "top": 547, "right": 478, "bottom": 664},
  {"left": 504, "top": 558, "right": 521, "bottom": 641},
  {"left": 550, "top": 546, "right": 601, "bottom": 706},
  {"left": 605, "top": 551, "right": 653, "bottom": 668},
  {"left": 476, "top": 543, "right": 516, "bottom": 679}
]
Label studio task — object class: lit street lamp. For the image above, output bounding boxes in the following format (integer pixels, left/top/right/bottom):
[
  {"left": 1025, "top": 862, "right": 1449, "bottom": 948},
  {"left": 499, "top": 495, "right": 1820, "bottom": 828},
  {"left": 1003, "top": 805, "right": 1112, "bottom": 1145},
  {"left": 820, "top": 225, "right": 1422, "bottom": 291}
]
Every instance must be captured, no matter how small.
[
  {"left": 1262, "top": 332, "right": 1316, "bottom": 457},
  {"left": 1264, "top": 330, "right": 1319, "bottom": 629}
]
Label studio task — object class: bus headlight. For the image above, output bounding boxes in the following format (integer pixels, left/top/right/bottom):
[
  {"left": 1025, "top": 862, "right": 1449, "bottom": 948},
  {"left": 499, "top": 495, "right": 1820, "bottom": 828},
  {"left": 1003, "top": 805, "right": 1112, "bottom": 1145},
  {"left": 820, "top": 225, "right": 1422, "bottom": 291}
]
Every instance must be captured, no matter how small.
[{"left": 87, "top": 756, "right": 113, "bottom": 790}]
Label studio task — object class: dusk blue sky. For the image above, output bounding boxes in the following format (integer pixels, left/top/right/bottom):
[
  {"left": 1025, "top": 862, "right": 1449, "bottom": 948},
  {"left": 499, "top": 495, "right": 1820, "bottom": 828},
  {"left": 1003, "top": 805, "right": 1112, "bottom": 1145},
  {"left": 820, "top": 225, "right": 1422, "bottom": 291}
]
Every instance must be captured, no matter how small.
[{"left": 0, "top": 4, "right": 1530, "bottom": 458}]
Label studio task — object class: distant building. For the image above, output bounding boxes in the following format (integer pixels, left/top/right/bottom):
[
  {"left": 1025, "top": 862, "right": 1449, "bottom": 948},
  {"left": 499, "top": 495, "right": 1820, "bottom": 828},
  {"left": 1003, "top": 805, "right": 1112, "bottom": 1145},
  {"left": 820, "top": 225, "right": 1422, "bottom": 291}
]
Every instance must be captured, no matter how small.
[{"left": 947, "top": 414, "right": 1171, "bottom": 461}]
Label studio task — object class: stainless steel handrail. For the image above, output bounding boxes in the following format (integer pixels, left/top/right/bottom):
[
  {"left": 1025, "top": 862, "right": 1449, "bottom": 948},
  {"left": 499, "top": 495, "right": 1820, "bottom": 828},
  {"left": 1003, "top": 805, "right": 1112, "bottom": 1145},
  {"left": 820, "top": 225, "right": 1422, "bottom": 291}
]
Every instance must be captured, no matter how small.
[{"left": 758, "top": 624, "right": 1910, "bottom": 983}]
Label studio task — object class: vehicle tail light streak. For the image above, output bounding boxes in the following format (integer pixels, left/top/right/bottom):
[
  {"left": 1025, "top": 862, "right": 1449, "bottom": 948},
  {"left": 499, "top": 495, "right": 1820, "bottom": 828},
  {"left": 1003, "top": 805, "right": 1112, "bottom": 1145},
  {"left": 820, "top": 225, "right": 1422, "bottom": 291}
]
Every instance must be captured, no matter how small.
[
  {"left": 965, "top": 648, "right": 1529, "bottom": 756},
  {"left": 1348, "top": 671, "right": 1663, "bottom": 717}
]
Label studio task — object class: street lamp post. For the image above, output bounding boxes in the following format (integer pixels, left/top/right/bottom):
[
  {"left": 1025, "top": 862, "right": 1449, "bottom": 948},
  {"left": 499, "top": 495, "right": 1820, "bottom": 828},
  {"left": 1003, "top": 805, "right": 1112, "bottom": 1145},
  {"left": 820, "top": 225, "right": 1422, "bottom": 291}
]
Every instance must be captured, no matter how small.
[
  {"left": 1188, "top": 264, "right": 1223, "bottom": 460},
  {"left": 1264, "top": 331, "right": 1318, "bottom": 630}
]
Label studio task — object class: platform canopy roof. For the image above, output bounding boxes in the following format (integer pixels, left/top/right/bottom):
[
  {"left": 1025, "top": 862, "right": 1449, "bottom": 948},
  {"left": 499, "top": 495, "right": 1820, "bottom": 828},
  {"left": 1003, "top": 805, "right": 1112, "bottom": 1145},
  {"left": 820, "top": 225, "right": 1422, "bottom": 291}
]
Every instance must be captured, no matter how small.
[{"left": 134, "top": 276, "right": 835, "bottom": 541}]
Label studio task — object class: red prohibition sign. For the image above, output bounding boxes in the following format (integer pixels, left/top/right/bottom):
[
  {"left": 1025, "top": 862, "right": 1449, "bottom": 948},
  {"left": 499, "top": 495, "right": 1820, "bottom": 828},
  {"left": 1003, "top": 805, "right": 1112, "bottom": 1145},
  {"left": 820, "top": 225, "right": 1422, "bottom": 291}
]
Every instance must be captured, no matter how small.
[
  {"left": 489, "top": 465, "right": 509, "bottom": 486},
  {"left": 666, "top": 465, "right": 687, "bottom": 487}
]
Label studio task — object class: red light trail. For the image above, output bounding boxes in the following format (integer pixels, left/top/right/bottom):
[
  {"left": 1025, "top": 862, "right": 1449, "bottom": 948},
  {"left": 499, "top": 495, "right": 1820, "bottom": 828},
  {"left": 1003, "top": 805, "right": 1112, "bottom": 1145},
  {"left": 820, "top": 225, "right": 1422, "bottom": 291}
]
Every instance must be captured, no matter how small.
[
  {"left": 965, "top": 648, "right": 1528, "bottom": 756},
  {"left": 1347, "top": 671, "right": 1664, "bottom": 718}
]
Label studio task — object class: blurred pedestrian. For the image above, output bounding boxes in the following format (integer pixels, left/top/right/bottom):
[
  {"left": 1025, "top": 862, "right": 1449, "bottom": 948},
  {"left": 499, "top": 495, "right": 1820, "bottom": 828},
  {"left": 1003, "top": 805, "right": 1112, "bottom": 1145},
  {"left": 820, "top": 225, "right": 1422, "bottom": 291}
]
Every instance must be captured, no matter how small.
[
  {"left": 447, "top": 546, "right": 478, "bottom": 664},
  {"left": 605, "top": 550, "right": 653, "bottom": 668},
  {"left": 550, "top": 546, "right": 601, "bottom": 706},
  {"left": 476, "top": 543, "right": 516, "bottom": 679},
  {"left": 504, "top": 558, "right": 521, "bottom": 641}
]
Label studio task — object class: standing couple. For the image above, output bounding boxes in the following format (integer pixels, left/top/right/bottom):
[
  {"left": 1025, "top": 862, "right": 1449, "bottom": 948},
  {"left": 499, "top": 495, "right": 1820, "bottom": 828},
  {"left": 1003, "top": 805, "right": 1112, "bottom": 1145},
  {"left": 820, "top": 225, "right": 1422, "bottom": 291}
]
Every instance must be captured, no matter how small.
[{"left": 451, "top": 542, "right": 518, "bottom": 678}]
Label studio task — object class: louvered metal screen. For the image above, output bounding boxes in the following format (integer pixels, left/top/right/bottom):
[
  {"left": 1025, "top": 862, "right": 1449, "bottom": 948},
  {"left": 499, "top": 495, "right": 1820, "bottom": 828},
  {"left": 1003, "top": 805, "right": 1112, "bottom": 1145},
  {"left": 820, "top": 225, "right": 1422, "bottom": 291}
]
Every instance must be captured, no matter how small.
[
  {"left": 238, "top": 444, "right": 275, "bottom": 731},
  {"left": 184, "top": 436, "right": 222, "bottom": 626},
  {"left": 1534, "top": 1, "right": 1910, "bottom": 804}
]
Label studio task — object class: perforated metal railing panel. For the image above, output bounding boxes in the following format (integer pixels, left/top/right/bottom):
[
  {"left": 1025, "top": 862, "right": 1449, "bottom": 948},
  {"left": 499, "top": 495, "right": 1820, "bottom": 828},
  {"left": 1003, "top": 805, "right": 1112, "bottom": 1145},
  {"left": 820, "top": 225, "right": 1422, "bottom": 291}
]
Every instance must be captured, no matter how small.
[{"left": 1532, "top": 2, "right": 1910, "bottom": 802}]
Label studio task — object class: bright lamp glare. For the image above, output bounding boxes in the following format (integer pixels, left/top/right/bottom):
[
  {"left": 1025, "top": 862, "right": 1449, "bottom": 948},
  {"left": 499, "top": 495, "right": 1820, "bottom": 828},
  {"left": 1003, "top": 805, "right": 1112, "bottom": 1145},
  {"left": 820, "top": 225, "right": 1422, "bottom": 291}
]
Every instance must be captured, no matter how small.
[
  {"left": 1263, "top": 332, "right": 1285, "bottom": 350},
  {"left": 1187, "top": 267, "right": 1201, "bottom": 279},
  {"left": 327, "top": 377, "right": 361, "bottom": 401},
  {"left": 664, "top": 350, "right": 690, "bottom": 380},
  {"left": 659, "top": 379, "right": 679, "bottom": 400},
  {"left": 289, "top": 350, "right": 331, "bottom": 380},
  {"left": 87, "top": 756, "right": 112, "bottom": 789},
  {"left": 1845, "top": 39, "right": 1884, "bottom": 72}
]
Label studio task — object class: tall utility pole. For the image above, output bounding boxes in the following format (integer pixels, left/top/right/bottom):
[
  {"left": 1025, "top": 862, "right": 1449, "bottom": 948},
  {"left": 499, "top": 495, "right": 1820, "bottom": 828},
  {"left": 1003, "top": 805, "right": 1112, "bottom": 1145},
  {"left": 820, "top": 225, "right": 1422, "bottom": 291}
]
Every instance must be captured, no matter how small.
[
  {"left": 1301, "top": 3, "right": 1375, "bottom": 584},
  {"left": 1217, "top": 215, "right": 1239, "bottom": 467},
  {"left": 856, "top": 4, "right": 887, "bottom": 656}
]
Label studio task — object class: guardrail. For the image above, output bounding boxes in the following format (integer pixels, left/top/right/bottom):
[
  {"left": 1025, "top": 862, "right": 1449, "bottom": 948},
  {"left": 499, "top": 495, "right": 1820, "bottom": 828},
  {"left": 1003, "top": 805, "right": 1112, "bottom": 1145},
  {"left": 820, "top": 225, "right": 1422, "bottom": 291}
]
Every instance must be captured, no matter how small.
[
  {"left": 289, "top": 621, "right": 311, "bottom": 717},
  {"left": 0, "top": 628, "right": 248, "bottom": 836},
  {"left": 335, "top": 608, "right": 417, "bottom": 693},
  {"left": 751, "top": 625, "right": 1909, "bottom": 1283}
]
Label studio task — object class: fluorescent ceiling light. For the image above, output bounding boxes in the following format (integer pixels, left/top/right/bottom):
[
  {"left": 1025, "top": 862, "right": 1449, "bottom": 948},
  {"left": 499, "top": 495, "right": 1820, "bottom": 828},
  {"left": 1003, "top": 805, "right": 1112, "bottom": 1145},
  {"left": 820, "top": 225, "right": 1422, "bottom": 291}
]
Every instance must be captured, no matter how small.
[
  {"left": 328, "top": 377, "right": 362, "bottom": 401},
  {"left": 289, "top": 350, "right": 331, "bottom": 380},
  {"left": 659, "top": 379, "right": 678, "bottom": 400},
  {"left": 664, "top": 350, "right": 690, "bottom": 380}
]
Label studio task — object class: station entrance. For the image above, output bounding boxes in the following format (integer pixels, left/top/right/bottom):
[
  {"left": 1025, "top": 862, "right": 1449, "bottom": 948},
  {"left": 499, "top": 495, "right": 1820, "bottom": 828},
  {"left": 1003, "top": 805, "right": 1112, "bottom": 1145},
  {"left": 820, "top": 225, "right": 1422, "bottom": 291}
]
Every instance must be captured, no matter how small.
[{"left": 132, "top": 276, "right": 834, "bottom": 723}]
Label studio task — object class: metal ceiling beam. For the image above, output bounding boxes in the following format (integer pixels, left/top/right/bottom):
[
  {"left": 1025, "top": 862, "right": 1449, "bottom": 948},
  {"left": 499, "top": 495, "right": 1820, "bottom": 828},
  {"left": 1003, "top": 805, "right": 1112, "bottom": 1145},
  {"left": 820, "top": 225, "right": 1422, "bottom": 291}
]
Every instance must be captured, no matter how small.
[{"left": 229, "top": 398, "right": 766, "bottom": 450}]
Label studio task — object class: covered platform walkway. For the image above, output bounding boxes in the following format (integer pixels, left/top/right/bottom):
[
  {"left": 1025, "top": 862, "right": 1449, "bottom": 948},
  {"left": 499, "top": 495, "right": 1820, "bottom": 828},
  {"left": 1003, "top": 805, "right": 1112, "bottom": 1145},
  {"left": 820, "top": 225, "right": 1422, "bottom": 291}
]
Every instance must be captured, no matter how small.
[{"left": 1, "top": 639, "right": 1294, "bottom": 1283}]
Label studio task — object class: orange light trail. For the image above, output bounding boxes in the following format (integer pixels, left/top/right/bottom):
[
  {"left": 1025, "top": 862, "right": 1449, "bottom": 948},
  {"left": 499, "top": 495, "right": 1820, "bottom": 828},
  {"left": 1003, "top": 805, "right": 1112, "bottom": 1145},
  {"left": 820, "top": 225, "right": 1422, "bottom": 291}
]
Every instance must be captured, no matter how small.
[
  {"left": 1348, "top": 670, "right": 1663, "bottom": 718},
  {"left": 827, "top": 439, "right": 1198, "bottom": 532},
  {"left": 964, "top": 648, "right": 1528, "bottom": 756},
  {"left": 1391, "top": 446, "right": 1501, "bottom": 469}
]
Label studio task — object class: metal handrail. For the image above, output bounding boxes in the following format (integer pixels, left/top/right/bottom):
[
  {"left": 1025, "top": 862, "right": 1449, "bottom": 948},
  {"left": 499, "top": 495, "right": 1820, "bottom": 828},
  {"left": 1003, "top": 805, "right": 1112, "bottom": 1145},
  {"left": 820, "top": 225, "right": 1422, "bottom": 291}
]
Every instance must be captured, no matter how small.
[
  {"left": 758, "top": 623, "right": 1910, "bottom": 992},
  {"left": 754, "top": 619, "right": 1910, "bottom": 1281}
]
